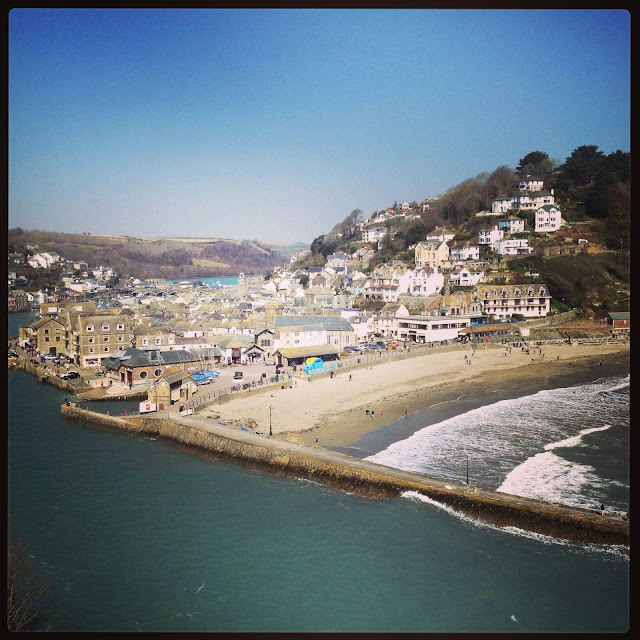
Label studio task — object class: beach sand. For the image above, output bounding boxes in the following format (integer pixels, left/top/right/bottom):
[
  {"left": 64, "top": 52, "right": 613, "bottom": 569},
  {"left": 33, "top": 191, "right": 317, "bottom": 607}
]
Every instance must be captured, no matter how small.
[{"left": 203, "top": 341, "right": 630, "bottom": 451}]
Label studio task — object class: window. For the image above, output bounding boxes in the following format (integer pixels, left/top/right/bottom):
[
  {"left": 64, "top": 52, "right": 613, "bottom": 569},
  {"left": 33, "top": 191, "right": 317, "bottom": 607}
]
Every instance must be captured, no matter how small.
[
  {"left": 118, "top": 336, "right": 123, "bottom": 342},
  {"left": 117, "top": 324, "right": 124, "bottom": 331},
  {"left": 87, "top": 325, "right": 94, "bottom": 332},
  {"left": 56, "top": 337, "right": 60, "bottom": 342},
  {"left": 89, "top": 337, "right": 94, "bottom": 343},
  {"left": 104, "top": 346, "right": 109, "bottom": 352},
  {"left": 103, "top": 336, "right": 109, "bottom": 342},
  {"left": 89, "top": 347, "right": 94, "bottom": 354},
  {"left": 44, "top": 336, "right": 50, "bottom": 342},
  {"left": 154, "top": 368, "right": 162, "bottom": 377},
  {"left": 139, "top": 370, "right": 148, "bottom": 379},
  {"left": 44, "top": 329, "right": 49, "bottom": 335},
  {"left": 102, "top": 324, "right": 109, "bottom": 331}
]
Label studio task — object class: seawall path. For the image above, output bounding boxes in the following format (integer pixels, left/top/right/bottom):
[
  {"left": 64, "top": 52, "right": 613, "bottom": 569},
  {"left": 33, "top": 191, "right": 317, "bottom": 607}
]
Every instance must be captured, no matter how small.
[{"left": 60, "top": 403, "right": 629, "bottom": 547}]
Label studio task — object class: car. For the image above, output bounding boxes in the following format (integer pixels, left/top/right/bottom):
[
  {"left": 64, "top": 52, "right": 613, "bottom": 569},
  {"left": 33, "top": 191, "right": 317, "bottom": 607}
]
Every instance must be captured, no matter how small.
[
  {"left": 233, "top": 371, "right": 244, "bottom": 380},
  {"left": 43, "top": 354, "right": 57, "bottom": 360},
  {"left": 387, "top": 341, "right": 399, "bottom": 348},
  {"left": 370, "top": 343, "right": 386, "bottom": 350},
  {"left": 60, "top": 371, "right": 81, "bottom": 380},
  {"left": 343, "top": 346, "right": 360, "bottom": 354},
  {"left": 375, "top": 341, "right": 387, "bottom": 348}
]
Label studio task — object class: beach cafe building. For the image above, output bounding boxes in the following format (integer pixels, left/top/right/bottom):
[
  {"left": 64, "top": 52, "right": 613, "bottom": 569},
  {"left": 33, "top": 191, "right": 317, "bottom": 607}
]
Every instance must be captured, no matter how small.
[
  {"left": 396, "top": 315, "right": 472, "bottom": 345},
  {"left": 457, "top": 323, "right": 522, "bottom": 345}
]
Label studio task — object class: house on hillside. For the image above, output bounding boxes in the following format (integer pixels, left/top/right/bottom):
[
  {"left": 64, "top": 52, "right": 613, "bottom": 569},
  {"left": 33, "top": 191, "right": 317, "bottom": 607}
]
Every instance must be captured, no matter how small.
[
  {"left": 498, "top": 218, "right": 526, "bottom": 234},
  {"left": 535, "top": 205, "right": 563, "bottom": 233},
  {"left": 415, "top": 239, "right": 449, "bottom": 269}
]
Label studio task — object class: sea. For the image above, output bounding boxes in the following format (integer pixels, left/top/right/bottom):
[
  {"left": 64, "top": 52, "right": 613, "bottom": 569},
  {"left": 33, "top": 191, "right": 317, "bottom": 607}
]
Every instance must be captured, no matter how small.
[{"left": 7, "top": 310, "right": 630, "bottom": 633}]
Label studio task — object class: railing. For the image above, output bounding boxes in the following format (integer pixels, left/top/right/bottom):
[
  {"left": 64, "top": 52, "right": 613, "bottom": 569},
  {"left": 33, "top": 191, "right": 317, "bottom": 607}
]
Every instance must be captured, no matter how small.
[{"left": 182, "top": 373, "right": 293, "bottom": 412}]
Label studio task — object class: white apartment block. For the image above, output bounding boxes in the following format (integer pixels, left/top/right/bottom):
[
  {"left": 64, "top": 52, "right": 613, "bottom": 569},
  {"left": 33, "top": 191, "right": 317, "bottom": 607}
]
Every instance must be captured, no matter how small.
[
  {"left": 396, "top": 315, "right": 472, "bottom": 344},
  {"left": 535, "top": 205, "right": 562, "bottom": 233},
  {"left": 511, "top": 190, "right": 555, "bottom": 210},
  {"left": 362, "top": 226, "right": 388, "bottom": 243},
  {"left": 478, "top": 284, "right": 551, "bottom": 319}
]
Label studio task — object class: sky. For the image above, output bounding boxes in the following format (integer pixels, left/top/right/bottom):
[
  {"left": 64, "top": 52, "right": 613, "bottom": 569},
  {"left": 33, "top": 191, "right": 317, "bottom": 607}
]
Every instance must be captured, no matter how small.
[{"left": 8, "top": 8, "right": 630, "bottom": 245}]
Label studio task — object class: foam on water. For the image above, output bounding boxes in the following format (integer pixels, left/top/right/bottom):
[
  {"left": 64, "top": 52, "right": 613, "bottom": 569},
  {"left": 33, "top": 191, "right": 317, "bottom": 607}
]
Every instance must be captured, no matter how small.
[{"left": 368, "top": 375, "right": 629, "bottom": 512}]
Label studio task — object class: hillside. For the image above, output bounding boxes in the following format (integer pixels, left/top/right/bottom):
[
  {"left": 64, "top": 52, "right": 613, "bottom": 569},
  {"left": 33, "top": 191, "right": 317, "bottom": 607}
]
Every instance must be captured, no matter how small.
[
  {"left": 296, "top": 147, "right": 630, "bottom": 318},
  {"left": 7, "top": 230, "right": 294, "bottom": 280}
]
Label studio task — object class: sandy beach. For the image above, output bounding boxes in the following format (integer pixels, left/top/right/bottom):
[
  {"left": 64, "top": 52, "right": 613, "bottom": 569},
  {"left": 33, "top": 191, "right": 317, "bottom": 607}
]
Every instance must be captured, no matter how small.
[{"left": 203, "top": 341, "right": 630, "bottom": 450}]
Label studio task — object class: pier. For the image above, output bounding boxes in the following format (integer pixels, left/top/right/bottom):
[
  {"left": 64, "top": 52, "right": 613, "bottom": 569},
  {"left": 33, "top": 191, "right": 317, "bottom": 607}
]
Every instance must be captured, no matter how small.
[{"left": 60, "top": 403, "right": 629, "bottom": 547}]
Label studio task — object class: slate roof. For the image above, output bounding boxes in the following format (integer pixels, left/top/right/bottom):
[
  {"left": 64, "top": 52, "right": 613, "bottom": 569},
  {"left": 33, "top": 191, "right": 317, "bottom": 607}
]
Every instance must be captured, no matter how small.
[{"left": 274, "top": 315, "right": 353, "bottom": 331}]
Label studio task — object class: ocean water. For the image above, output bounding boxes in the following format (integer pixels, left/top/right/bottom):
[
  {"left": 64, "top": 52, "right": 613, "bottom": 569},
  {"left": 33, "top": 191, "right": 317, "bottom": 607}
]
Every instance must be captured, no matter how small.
[
  {"left": 7, "top": 312, "right": 630, "bottom": 632},
  {"left": 366, "top": 376, "right": 630, "bottom": 515}
]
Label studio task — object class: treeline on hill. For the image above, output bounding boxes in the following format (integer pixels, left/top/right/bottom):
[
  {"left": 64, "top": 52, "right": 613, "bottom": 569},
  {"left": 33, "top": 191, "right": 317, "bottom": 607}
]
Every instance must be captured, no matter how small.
[
  {"left": 7, "top": 231, "right": 286, "bottom": 280},
  {"left": 296, "top": 146, "right": 629, "bottom": 315}
]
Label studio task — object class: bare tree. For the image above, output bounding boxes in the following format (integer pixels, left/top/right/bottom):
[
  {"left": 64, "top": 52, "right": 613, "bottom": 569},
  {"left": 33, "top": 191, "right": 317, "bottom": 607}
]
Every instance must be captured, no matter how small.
[{"left": 7, "top": 533, "right": 56, "bottom": 631}]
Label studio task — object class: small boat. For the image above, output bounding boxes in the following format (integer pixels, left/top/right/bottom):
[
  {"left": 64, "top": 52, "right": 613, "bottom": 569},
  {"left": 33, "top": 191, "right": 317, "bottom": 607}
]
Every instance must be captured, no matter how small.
[
  {"left": 217, "top": 419, "right": 227, "bottom": 425},
  {"left": 240, "top": 426, "right": 250, "bottom": 431}
]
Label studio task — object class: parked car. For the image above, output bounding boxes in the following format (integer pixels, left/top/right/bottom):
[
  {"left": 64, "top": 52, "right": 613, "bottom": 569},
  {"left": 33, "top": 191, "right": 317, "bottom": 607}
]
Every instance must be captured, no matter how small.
[
  {"left": 387, "top": 341, "right": 399, "bottom": 348},
  {"left": 60, "top": 371, "right": 81, "bottom": 380},
  {"left": 343, "top": 346, "right": 361, "bottom": 354},
  {"left": 8, "top": 350, "right": 19, "bottom": 360},
  {"left": 233, "top": 371, "right": 244, "bottom": 380},
  {"left": 43, "top": 353, "right": 57, "bottom": 360}
]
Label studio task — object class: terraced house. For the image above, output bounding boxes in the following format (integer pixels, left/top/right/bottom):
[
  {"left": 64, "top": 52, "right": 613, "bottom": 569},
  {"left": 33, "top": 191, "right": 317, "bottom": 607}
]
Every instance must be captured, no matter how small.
[{"left": 477, "top": 284, "right": 551, "bottom": 320}]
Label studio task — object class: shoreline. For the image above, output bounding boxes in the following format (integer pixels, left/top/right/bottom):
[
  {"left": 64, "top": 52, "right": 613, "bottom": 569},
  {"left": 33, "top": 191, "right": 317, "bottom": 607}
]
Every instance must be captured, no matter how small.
[
  {"left": 325, "top": 349, "right": 630, "bottom": 458},
  {"left": 202, "top": 342, "right": 629, "bottom": 452}
]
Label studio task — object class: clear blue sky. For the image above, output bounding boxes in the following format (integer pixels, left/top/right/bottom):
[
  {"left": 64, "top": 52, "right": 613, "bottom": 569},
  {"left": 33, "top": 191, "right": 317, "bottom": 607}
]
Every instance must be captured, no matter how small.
[{"left": 9, "top": 8, "right": 630, "bottom": 245}]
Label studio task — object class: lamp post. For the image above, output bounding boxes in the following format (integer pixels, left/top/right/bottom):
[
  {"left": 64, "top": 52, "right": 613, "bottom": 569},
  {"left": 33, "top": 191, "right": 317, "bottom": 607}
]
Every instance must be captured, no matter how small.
[
  {"left": 269, "top": 405, "right": 273, "bottom": 436},
  {"left": 466, "top": 454, "right": 469, "bottom": 485}
]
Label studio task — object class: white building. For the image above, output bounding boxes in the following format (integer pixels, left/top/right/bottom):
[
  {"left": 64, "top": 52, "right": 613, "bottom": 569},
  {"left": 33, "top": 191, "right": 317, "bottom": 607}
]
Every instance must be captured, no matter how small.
[
  {"left": 447, "top": 267, "right": 485, "bottom": 287},
  {"left": 535, "top": 205, "right": 562, "bottom": 233},
  {"left": 478, "top": 284, "right": 551, "bottom": 319},
  {"left": 491, "top": 198, "right": 513, "bottom": 214},
  {"left": 498, "top": 218, "right": 526, "bottom": 234},
  {"left": 449, "top": 243, "right": 480, "bottom": 263},
  {"left": 410, "top": 267, "right": 444, "bottom": 296},
  {"left": 478, "top": 226, "right": 504, "bottom": 245},
  {"left": 396, "top": 315, "right": 472, "bottom": 344},
  {"left": 362, "top": 226, "right": 388, "bottom": 243},
  {"left": 495, "top": 238, "right": 533, "bottom": 255},
  {"left": 518, "top": 179, "right": 544, "bottom": 192}
]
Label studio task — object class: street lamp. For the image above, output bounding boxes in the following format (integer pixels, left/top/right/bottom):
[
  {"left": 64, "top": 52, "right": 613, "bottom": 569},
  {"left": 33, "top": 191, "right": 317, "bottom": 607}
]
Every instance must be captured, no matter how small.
[
  {"left": 269, "top": 405, "right": 273, "bottom": 436},
  {"left": 466, "top": 454, "right": 469, "bottom": 485}
]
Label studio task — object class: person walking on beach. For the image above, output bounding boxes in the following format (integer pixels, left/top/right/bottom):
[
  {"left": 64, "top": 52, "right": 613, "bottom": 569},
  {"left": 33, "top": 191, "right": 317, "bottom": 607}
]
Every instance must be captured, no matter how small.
[{"left": 600, "top": 502, "right": 605, "bottom": 516}]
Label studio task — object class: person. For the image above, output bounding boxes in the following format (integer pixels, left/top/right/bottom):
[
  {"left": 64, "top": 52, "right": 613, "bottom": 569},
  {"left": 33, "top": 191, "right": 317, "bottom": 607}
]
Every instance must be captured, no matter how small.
[
  {"left": 600, "top": 502, "right": 605, "bottom": 516},
  {"left": 349, "top": 374, "right": 352, "bottom": 381},
  {"left": 366, "top": 409, "right": 370, "bottom": 416}
]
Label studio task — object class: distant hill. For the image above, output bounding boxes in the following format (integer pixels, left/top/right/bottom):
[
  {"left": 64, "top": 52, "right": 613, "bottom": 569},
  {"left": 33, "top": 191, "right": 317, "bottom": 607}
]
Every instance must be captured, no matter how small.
[{"left": 7, "top": 230, "right": 301, "bottom": 279}]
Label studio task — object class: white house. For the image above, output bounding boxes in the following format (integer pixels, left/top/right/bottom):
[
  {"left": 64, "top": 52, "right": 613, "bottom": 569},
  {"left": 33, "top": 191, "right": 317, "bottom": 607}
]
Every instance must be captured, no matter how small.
[
  {"left": 535, "top": 205, "right": 562, "bottom": 233},
  {"left": 478, "top": 226, "right": 504, "bottom": 245},
  {"left": 362, "top": 226, "right": 388, "bottom": 243},
  {"left": 518, "top": 179, "right": 544, "bottom": 192},
  {"left": 410, "top": 267, "right": 444, "bottom": 296},
  {"left": 449, "top": 243, "right": 480, "bottom": 263},
  {"left": 447, "top": 266, "right": 485, "bottom": 287},
  {"left": 511, "top": 189, "right": 555, "bottom": 210},
  {"left": 495, "top": 239, "right": 533, "bottom": 255},
  {"left": 491, "top": 198, "right": 513, "bottom": 214},
  {"left": 498, "top": 218, "right": 526, "bottom": 234}
]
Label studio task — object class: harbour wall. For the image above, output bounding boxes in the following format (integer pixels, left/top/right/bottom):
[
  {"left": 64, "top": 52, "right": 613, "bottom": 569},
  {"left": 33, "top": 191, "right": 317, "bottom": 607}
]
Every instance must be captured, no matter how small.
[{"left": 60, "top": 404, "right": 629, "bottom": 547}]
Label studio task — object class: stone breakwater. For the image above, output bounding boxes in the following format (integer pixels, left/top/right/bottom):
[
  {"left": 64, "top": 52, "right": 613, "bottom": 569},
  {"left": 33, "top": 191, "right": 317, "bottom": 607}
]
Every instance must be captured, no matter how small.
[{"left": 60, "top": 404, "right": 629, "bottom": 547}]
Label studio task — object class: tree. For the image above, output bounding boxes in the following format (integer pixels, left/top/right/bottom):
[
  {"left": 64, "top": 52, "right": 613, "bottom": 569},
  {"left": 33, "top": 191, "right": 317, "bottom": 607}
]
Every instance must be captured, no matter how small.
[
  {"left": 7, "top": 534, "right": 55, "bottom": 631},
  {"left": 310, "top": 235, "right": 325, "bottom": 255},
  {"left": 557, "top": 145, "right": 606, "bottom": 186},
  {"left": 516, "top": 151, "right": 554, "bottom": 179}
]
